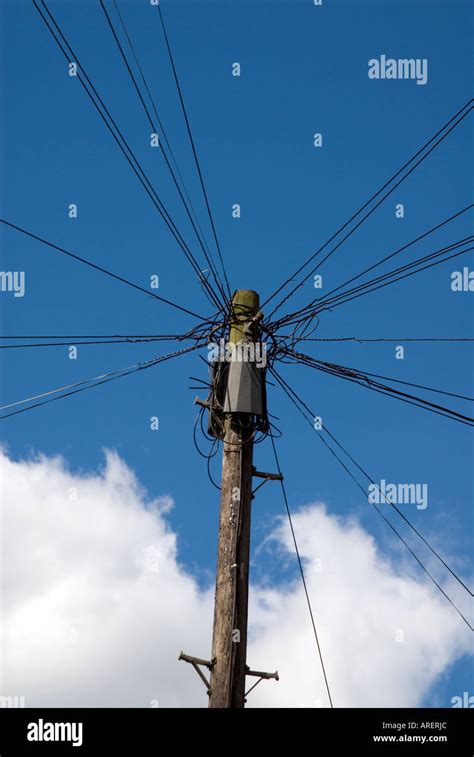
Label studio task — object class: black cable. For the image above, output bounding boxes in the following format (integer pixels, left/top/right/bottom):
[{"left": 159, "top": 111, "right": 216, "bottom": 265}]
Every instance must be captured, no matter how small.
[
  {"left": 311, "top": 237, "right": 473, "bottom": 313},
  {"left": 277, "top": 210, "right": 473, "bottom": 326},
  {"left": 189, "top": 375, "right": 211, "bottom": 387},
  {"left": 269, "top": 433, "right": 334, "bottom": 707},
  {"left": 263, "top": 100, "right": 473, "bottom": 318},
  {"left": 316, "top": 246, "right": 473, "bottom": 315},
  {"left": 270, "top": 367, "right": 474, "bottom": 625},
  {"left": 287, "top": 349, "right": 474, "bottom": 403},
  {"left": 275, "top": 337, "right": 474, "bottom": 343},
  {"left": 0, "top": 218, "right": 209, "bottom": 322},
  {"left": 34, "top": 0, "right": 223, "bottom": 313},
  {"left": 207, "top": 439, "right": 221, "bottom": 491},
  {"left": 0, "top": 340, "right": 168, "bottom": 349},
  {"left": 277, "top": 242, "right": 473, "bottom": 328},
  {"left": 0, "top": 334, "right": 188, "bottom": 340},
  {"left": 38, "top": 0, "right": 221, "bottom": 314},
  {"left": 287, "top": 351, "right": 474, "bottom": 426},
  {"left": 100, "top": 0, "right": 228, "bottom": 306},
  {"left": 112, "top": 0, "right": 229, "bottom": 307},
  {"left": 0, "top": 335, "right": 196, "bottom": 349},
  {"left": 304, "top": 205, "right": 473, "bottom": 314},
  {"left": 276, "top": 237, "right": 473, "bottom": 327},
  {"left": 193, "top": 408, "right": 218, "bottom": 460},
  {"left": 156, "top": 2, "right": 232, "bottom": 301},
  {"left": 0, "top": 345, "right": 197, "bottom": 420},
  {"left": 271, "top": 365, "right": 474, "bottom": 596}
]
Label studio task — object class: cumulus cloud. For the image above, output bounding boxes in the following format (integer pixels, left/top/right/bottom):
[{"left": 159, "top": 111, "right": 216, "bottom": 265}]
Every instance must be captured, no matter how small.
[
  {"left": 249, "top": 507, "right": 472, "bottom": 707},
  {"left": 0, "top": 450, "right": 470, "bottom": 708}
]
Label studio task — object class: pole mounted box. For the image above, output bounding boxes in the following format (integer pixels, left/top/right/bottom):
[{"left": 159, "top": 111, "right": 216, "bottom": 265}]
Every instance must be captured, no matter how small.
[
  {"left": 223, "top": 359, "right": 264, "bottom": 415},
  {"left": 206, "top": 290, "right": 268, "bottom": 438}
]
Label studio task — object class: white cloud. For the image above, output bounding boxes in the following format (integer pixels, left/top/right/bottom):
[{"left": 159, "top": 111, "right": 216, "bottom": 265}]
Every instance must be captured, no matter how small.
[
  {"left": 249, "top": 506, "right": 472, "bottom": 707},
  {"left": 0, "top": 450, "right": 470, "bottom": 708}
]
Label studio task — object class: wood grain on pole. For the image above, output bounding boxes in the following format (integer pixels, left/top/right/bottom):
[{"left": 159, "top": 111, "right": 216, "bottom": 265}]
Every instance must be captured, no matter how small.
[{"left": 208, "top": 290, "right": 260, "bottom": 708}]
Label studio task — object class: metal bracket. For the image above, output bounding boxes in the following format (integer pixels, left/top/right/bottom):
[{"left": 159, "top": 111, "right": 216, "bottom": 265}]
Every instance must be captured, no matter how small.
[
  {"left": 178, "top": 651, "right": 215, "bottom": 696},
  {"left": 252, "top": 467, "right": 284, "bottom": 496},
  {"left": 194, "top": 396, "right": 211, "bottom": 410},
  {"left": 179, "top": 652, "right": 279, "bottom": 703},
  {"left": 245, "top": 666, "right": 279, "bottom": 700}
]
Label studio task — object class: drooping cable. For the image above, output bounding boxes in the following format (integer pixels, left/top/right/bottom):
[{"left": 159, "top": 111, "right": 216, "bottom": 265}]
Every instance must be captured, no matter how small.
[
  {"left": 270, "top": 433, "right": 334, "bottom": 707},
  {"left": 283, "top": 349, "right": 473, "bottom": 426},
  {"left": 270, "top": 366, "right": 474, "bottom": 611},
  {"left": 0, "top": 344, "right": 198, "bottom": 420}
]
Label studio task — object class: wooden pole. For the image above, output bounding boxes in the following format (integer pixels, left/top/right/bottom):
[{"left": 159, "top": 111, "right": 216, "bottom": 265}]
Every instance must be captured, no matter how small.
[{"left": 208, "top": 290, "right": 260, "bottom": 708}]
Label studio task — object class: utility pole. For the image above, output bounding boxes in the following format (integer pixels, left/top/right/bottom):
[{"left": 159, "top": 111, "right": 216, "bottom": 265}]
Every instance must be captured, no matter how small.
[
  {"left": 208, "top": 290, "right": 259, "bottom": 708},
  {"left": 180, "top": 290, "right": 279, "bottom": 706}
]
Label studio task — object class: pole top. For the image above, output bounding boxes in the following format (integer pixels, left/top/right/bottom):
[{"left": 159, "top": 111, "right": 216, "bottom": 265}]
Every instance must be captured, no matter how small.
[
  {"left": 232, "top": 290, "right": 260, "bottom": 308},
  {"left": 230, "top": 290, "right": 260, "bottom": 344}
]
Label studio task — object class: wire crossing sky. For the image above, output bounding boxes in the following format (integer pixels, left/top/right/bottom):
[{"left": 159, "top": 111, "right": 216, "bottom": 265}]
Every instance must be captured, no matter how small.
[{"left": 0, "top": 0, "right": 472, "bottom": 709}]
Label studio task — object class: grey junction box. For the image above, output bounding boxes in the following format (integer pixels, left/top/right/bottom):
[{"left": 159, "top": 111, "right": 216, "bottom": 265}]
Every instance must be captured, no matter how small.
[{"left": 223, "top": 359, "right": 264, "bottom": 416}]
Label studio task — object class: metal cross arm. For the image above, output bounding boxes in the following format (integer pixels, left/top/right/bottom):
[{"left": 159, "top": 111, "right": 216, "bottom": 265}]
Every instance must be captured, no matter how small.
[
  {"left": 178, "top": 652, "right": 215, "bottom": 696},
  {"left": 252, "top": 468, "right": 284, "bottom": 497},
  {"left": 244, "top": 667, "right": 280, "bottom": 700}
]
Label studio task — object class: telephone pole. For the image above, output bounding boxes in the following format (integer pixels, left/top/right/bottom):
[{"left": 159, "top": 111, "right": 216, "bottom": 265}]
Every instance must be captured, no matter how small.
[
  {"left": 208, "top": 290, "right": 259, "bottom": 708},
  {"left": 180, "top": 290, "right": 279, "bottom": 707}
]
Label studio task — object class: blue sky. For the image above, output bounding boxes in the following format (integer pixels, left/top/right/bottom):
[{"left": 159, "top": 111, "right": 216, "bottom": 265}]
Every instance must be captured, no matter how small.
[{"left": 0, "top": 0, "right": 472, "bottom": 707}]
